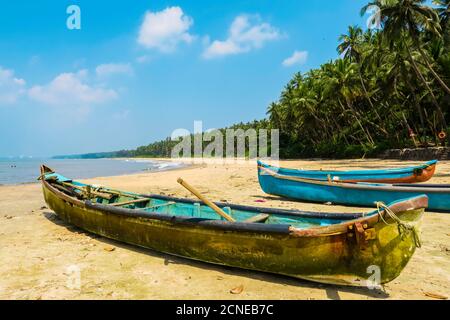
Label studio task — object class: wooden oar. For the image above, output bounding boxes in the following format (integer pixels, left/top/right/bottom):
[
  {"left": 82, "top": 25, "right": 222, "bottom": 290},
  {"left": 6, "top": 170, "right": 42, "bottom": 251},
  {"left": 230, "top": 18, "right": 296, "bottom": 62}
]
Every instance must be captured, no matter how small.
[
  {"left": 111, "top": 198, "right": 150, "bottom": 207},
  {"left": 177, "top": 178, "right": 235, "bottom": 222}
]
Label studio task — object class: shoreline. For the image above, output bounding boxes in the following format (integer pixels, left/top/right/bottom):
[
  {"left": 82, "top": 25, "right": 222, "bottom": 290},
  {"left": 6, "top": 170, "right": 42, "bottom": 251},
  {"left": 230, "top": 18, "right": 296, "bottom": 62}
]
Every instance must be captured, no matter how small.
[
  {"left": 0, "top": 159, "right": 449, "bottom": 300},
  {"left": 0, "top": 158, "right": 191, "bottom": 187}
]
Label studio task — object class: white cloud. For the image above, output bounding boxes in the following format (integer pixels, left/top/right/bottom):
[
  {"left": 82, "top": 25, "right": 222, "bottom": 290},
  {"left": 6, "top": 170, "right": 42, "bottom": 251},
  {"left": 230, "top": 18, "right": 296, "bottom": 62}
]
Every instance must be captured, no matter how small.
[
  {"left": 282, "top": 50, "right": 308, "bottom": 67},
  {"left": 96, "top": 63, "right": 133, "bottom": 77},
  {"left": 203, "top": 15, "right": 281, "bottom": 59},
  {"left": 138, "top": 6, "right": 194, "bottom": 52},
  {"left": 0, "top": 66, "right": 26, "bottom": 104},
  {"left": 28, "top": 70, "right": 117, "bottom": 106}
]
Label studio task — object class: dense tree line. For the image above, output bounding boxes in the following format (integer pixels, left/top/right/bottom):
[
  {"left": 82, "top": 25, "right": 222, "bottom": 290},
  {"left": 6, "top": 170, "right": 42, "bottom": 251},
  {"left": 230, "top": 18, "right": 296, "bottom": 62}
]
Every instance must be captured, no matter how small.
[
  {"left": 268, "top": 0, "right": 450, "bottom": 157},
  {"left": 131, "top": 120, "right": 272, "bottom": 158},
  {"left": 54, "top": 120, "right": 271, "bottom": 159}
]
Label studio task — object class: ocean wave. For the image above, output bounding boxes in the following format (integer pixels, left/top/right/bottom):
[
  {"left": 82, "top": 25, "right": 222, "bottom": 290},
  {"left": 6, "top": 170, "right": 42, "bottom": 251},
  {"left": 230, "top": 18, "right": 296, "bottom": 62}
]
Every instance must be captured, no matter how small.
[{"left": 144, "top": 161, "right": 185, "bottom": 171}]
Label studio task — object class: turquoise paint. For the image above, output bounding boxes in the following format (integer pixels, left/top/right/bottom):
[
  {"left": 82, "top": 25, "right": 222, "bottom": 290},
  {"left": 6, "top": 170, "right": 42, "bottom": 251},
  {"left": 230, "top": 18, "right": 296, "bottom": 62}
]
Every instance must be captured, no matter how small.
[
  {"left": 42, "top": 172, "right": 422, "bottom": 229},
  {"left": 258, "top": 164, "right": 449, "bottom": 212},
  {"left": 257, "top": 160, "right": 437, "bottom": 182}
]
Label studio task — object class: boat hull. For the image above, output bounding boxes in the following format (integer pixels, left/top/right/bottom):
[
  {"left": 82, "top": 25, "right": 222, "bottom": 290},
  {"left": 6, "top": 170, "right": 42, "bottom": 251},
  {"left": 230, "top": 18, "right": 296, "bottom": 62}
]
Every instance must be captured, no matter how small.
[
  {"left": 258, "top": 165, "right": 450, "bottom": 212},
  {"left": 42, "top": 174, "right": 425, "bottom": 286},
  {"left": 257, "top": 160, "right": 437, "bottom": 183}
]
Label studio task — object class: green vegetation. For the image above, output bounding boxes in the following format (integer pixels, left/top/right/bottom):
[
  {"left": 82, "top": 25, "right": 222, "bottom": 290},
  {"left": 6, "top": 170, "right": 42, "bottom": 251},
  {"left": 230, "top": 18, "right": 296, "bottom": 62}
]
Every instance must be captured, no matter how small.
[
  {"left": 269, "top": 0, "right": 450, "bottom": 158},
  {"left": 54, "top": 120, "right": 270, "bottom": 159},
  {"left": 55, "top": 0, "right": 450, "bottom": 160}
]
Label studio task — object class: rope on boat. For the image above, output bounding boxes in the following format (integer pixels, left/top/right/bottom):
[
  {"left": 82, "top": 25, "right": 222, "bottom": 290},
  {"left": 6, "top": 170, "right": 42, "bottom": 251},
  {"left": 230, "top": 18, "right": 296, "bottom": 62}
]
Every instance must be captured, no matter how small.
[{"left": 375, "top": 202, "right": 421, "bottom": 248}]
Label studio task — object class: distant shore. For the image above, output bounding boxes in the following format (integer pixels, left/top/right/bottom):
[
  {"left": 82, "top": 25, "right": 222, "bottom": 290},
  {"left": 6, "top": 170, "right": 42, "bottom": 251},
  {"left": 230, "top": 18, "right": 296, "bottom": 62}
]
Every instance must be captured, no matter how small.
[{"left": 0, "top": 158, "right": 188, "bottom": 185}]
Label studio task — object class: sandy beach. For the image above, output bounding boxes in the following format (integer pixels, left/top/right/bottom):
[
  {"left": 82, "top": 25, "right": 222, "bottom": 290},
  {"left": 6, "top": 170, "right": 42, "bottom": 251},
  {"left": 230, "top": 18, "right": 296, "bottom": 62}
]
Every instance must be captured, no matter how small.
[{"left": 0, "top": 159, "right": 449, "bottom": 300}]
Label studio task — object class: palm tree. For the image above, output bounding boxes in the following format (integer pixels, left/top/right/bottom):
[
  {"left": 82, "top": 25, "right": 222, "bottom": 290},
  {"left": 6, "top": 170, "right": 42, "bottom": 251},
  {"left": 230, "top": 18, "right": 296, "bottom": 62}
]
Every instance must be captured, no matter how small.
[
  {"left": 328, "top": 59, "right": 376, "bottom": 145},
  {"left": 260, "top": 1, "right": 450, "bottom": 157},
  {"left": 339, "top": 28, "right": 392, "bottom": 137},
  {"left": 338, "top": 26, "right": 382, "bottom": 121},
  {"left": 267, "top": 102, "right": 283, "bottom": 131},
  {"left": 362, "top": 0, "right": 450, "bottom": 95},
  {"left": 434, "top": 0, "right": 450, "bottom": 28},
  {"left": 434, "top": 0, "right": 450, "bottom": 50},
  {"left": 338, "top": 25, "right": 364, "bottom": 61},
  {"left": 363, "top": 0, "right": 448, "bottom": 129}
]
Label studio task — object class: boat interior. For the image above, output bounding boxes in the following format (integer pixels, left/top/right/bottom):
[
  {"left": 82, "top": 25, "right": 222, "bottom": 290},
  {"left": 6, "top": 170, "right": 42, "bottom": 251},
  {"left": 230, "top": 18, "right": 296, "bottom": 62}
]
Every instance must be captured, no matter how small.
[{"left": 42, "top": 172, "right": 380, "bottom": 229}]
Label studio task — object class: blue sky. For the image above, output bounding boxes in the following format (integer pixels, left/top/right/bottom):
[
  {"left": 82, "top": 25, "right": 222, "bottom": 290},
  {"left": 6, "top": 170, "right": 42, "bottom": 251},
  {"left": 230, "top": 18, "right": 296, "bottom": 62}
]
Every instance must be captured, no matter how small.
[{"left": 0, "top": 0, "right": 370, "bottom": 157}]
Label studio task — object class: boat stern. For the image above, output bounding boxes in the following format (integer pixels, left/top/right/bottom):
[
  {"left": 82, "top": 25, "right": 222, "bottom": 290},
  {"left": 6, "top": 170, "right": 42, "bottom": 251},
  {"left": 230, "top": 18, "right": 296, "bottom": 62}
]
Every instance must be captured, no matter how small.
[
  {"left": 355, "top": 195, "right": 427, "bottom": 285},
  {"left": 414, "top": 160, "right": 438, "bottom": 183},
  {"left": 40, "top": 164, "right": 55, "bottom": 175}
]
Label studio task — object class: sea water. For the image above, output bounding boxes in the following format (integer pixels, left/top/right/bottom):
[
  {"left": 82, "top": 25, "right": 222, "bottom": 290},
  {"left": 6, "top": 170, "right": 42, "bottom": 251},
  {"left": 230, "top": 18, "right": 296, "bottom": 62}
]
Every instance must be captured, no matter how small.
[{"left": 0, "top": 158, "right": 185, "bottom": 185}]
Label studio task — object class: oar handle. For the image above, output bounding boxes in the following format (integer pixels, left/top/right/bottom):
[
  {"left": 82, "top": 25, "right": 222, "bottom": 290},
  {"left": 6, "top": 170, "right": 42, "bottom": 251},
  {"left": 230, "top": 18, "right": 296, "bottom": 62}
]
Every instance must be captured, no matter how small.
[{"left": 177, "top": 178, "right": 235, "bottom": 222}]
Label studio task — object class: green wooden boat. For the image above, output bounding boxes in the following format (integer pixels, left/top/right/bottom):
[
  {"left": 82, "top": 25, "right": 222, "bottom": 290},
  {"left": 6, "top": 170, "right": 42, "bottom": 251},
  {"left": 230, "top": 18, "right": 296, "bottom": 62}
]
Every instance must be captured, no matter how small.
[{"left": 40, "top": 165, "right": 426, "bottom": 286}]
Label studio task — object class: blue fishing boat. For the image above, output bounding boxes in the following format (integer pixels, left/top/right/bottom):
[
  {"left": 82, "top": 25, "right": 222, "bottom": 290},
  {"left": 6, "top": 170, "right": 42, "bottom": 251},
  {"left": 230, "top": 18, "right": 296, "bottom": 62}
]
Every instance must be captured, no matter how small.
[
  {"left": 258, "top": 161, "right": 450, "bottom": 212},
  {"left": 257, "top": 160, "right": 437, "bottom": 183}
]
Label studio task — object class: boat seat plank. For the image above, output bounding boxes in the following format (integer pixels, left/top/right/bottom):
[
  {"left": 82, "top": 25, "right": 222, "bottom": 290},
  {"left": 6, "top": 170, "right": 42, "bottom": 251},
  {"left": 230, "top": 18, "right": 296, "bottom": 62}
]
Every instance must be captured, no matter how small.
[
  {"left": 244, "top": 214, "right": 270, "bottom": 224},
  {"left": 97, "top": 188, "right": 142, "bottom": 199},
  {"left": 147, "top": 201, "right": 176, "bottom": 210},
  {"left": 111, "top": 198, "right": 150, "bottom": 207}
]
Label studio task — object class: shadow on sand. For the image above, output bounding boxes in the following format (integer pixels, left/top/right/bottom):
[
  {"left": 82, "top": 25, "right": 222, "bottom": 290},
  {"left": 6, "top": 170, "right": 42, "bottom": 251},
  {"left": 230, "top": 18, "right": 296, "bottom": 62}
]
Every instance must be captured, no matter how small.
[{"left": 43, "top": 211, "right": 389, "bottom": 300}]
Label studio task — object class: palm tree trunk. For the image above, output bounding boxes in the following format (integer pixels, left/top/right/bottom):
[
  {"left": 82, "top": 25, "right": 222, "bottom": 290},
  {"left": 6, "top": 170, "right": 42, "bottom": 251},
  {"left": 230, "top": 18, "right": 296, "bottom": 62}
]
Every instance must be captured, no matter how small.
[
  {"left": 359, "top": 72, "right": 375, "bottom": 107},
  {"left": 338, "top": 98, "right": 375, "bottom": 145},
  {"left": 350, "top": 80, "right": 390, "bottom": 137},
  {"left": 404, "top": 39, "right": 447, "bottom": 130},
  {"left": 358, "top": 71, "right": 385, "bottom": 125},
  {"left": 416, "top": 45, "right": 450, "bottom": 95},
  {"left": 330, "top": 116, "right": 350, "bottom": 145},
  {"left": 404, "top": 77, "right": 428, "bottom": 135},
  {"left": 408, "top": 22, "right": 450, "bottom": 94},
  {"left": 351, "top": 61, "right": 389, "bottom": 137}
]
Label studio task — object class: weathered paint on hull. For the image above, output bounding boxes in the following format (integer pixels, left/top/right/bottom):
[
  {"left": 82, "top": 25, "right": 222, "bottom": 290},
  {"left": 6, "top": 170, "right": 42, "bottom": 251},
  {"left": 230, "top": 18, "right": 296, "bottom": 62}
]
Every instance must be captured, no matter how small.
[
  {"left": 42, "top": 180, "right": 424, "bottom": 286},
  {"left": 258, "top": 166, "right": 450, "bottom": 212},
  {"left": 257, "top": 160, "right": 437, "bottom": 184}
]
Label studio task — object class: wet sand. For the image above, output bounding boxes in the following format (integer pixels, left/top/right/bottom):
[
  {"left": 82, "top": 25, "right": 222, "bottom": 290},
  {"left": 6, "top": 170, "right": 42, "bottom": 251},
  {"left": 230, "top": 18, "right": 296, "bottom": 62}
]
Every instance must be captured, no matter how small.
[{"left": 0, "top": 159, "right": 449, "bottom": 300}]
